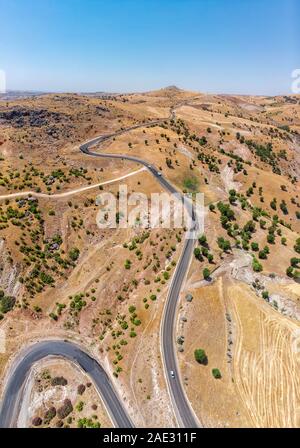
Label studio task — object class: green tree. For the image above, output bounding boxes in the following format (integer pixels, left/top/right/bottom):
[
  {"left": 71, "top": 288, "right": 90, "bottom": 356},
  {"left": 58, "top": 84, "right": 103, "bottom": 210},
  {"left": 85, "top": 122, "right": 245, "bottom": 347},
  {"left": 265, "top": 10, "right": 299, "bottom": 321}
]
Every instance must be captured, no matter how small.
[
  {"left": 291, "top": 258, "right": 300, "bottom": 268},
  {"left": 259, "top": 250, "right": 267, "bottom": 260},
  {"left": 212, "top": 368, "right": 222, "bottom": 379},
  {"left": 217, "top": 237, "right": 231, "bottom": 252},
  {"left": 207, "top": 253, "right": 214, "bottom": 263},
  {"left": 194, "top": 349, "right": 208, "bottom": 365},
  {"left": 203, "top": 268, "right": 211, "bottom": 280},
  {"left": 194, "top": 247, "right": 203, "bottom": 261},
  {"left": 294, "top": 238, "right": 300, "bottom": 254},
  {"left": 262, "top": 291, "right": 269, "bottom": 300}
]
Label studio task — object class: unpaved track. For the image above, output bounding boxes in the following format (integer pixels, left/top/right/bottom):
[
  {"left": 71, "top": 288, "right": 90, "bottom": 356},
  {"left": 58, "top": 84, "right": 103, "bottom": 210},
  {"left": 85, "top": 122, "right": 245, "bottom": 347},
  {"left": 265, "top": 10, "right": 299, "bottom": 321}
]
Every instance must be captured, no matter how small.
[{"left": 0, "top": 168, "right": 146, "bottom": 201}]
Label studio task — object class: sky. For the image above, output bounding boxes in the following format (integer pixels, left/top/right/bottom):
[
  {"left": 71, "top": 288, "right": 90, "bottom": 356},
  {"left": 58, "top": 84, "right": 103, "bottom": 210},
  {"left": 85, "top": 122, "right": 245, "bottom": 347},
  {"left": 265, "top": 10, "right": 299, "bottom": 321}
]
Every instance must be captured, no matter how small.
[{"left": 0, "top": 0, "right": 299, "bottom": 95}]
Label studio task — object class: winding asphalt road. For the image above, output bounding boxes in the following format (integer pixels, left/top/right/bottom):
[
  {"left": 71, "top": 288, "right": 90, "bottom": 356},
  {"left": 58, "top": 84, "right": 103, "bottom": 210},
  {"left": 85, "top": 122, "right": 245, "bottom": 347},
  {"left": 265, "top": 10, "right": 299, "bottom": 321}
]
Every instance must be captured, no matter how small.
[
  {"left": 0, "top": 108, "right": 200, "bottom": 428},
  {"left": 80, "top": 122, "right": 200, "bottom": 428},
  {"left": 0, "top": 340, "right": 133, "bottom": 428}
]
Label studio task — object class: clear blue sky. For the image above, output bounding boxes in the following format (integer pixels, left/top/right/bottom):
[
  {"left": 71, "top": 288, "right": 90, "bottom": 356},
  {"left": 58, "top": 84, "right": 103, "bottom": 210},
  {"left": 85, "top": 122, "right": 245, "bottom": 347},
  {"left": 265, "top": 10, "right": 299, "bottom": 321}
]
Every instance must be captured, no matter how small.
[{"left": 0, "top": 0, "right": 299, "bottom": 94}]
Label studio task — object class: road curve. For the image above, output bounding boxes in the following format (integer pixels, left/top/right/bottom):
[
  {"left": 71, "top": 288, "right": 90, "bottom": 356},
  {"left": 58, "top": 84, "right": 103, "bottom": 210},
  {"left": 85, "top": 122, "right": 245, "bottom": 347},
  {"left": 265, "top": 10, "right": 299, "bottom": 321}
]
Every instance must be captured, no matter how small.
[
  {"left": 80, "top": 120, "right": 200, "bottom": 428},
  {"left": 0, "top": 340, "right": 133, "bottom": 428}
]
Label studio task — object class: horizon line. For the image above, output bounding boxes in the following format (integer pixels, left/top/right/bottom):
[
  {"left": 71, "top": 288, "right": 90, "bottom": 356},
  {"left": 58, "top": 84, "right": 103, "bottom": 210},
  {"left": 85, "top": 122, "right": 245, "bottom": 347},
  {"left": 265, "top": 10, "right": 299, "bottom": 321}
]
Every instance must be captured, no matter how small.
[{"left": 1, "top": 87, "right": 298, "bottom": 98}]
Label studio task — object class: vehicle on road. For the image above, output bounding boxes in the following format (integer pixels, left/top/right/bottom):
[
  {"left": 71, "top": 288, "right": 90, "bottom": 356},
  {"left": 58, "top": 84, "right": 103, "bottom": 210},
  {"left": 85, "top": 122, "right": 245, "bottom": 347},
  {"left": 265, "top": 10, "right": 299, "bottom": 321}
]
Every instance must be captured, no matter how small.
[{"left": 170, "top": 370, "right": 175, "bottom": 379}]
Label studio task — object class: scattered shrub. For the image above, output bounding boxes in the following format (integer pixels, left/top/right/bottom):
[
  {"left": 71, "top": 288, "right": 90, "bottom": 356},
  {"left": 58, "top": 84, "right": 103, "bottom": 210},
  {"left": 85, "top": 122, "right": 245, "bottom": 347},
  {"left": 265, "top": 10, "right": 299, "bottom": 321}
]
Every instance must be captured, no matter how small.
[
  {"left": 51, "top": 376, "right": 68, "bottom": 387},
  {"left": 57, "top": 399, "right": 73, "bottom": 419},
  {"left": 203, "top": 268, "right": 211, "bottom": 280},
  {"left": 32, "top": 416, "right": 43, "bottom": 427},
  {"left": 194, "top": 349, "right": 208, "bottom": 365},
  {"left": 77, "top": 384, "right": 86, "bottom": 395},
  {"left": 44, "top": 407, "right": 56, "bottom": 425},
  {"left": 212, "top": 368, "right": 222, "bottom": 379}
]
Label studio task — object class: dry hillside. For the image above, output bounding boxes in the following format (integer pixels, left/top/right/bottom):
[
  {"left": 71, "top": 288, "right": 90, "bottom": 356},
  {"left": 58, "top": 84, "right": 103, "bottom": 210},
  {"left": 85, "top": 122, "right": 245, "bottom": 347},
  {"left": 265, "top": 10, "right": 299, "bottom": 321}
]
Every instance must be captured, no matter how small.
[{"left": 0, "top": 87, "right": 299, "bottom": 428}]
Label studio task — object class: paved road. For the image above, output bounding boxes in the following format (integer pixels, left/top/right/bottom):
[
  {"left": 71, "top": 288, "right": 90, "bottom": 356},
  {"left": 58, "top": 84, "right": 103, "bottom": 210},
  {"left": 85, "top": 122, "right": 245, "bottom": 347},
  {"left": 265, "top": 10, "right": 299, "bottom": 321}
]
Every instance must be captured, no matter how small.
[
  {"left": 0, "top": 110, "right": 200, "bottom": 428},
  {"left": 0, "top": 340, "right": 133, "bottom": 428}
]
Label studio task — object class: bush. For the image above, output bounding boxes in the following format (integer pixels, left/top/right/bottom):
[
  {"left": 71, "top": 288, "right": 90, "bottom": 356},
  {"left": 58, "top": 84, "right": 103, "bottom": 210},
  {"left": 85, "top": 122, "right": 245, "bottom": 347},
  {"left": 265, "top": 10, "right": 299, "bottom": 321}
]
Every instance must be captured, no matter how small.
[
  {"left": 217, "top": 202, "right": 235, "bottom": 221},
  {"left": 270, "top": 199, "right": 277, "bottom": 210},
  {"left": 163, "top": 271, "right": 170, "bottom": 280},
  {"left": 258, "top": 250, "right": 267, "bottom": 260},
  {"left": 243, "top": 220, "right": 256, "bottom": 233},
  {"left": 194, "top": 349, "right": 208, "bottom": 365},
  {"left": 40, "top": 272, "right": 54, "bottom": 285},
  {"left": 267, "top": 233, "right": 275, "bottom": 244},
  {"left": 57, "top": 399, "right": 73, "bottom": 419},
  {"left": 32, "top": 416, "right": 43, "bottom": 427},
  {"left": 212, "top": 368, "right": 222, "bottom": 379},
  {"left": 0, "top": 295, "right": 16, "bottom": 314},
  {"left": 69, "top": 247, "right": 80, "bottom": 261},
  {"left": 44, "top": 407, "right": 56, "bottom": 425},
  {"left": 217, "top": 237, "right": 231, "bottom": 252},
  {"left": 207, "top": 253, "right": 214, "bottom": 263},
  {"left": 124, "top": 259, "right": 131, "bottom": 269},
  {"left": 76, "top": 401, "right": 84, "bottom": 412},
  {"left": 77, "top": 418, "right": 101, "bottom": 428},
  {"left": 259, "top": 219, "right": 266, "bottom": 229},
  {"left": 251, "top": 242, "right": 259, "bottom": 252},
  {"left": 77, "top": 384, "right": 86, "bottom": 395},
  {"left": 252, "top": 258, "right": 263, "bottom": 272},
  {"left": 198, "top": 234, "right": 207, "bottom": 245},
  {"left": 194, "top": 247, "right": 203, "bottom": 261},
  {"left": 51, "top": 376, "right": 68, "bottom": 387},
  {"left": 291, "top": 258, "right": 300, "bottom": 268},
  {"left": 203, "top": 268, "right": 211, "bottom": 280},
  {"left": 295, "top": 238, "right": 300, "bottom": 254}
]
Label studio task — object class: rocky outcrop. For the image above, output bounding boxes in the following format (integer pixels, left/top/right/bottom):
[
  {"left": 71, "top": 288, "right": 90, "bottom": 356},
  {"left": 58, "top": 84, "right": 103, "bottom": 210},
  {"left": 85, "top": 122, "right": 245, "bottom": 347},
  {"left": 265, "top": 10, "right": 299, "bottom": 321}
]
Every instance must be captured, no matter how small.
[{"left": 0, "top": 238, "right": 22, "bottom": 297}]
